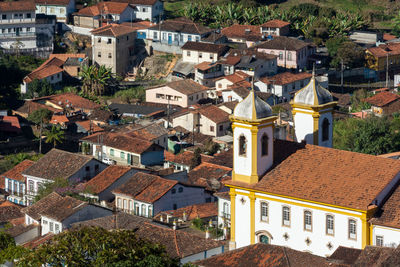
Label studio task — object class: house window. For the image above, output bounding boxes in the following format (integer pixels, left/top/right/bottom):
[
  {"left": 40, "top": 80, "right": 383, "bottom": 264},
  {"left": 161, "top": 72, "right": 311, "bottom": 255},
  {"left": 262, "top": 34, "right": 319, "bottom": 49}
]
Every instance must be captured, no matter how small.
[
  {"left": 173, "top": 204, "right": 177, "bottom": 210},
  {"left": 117, "top": 198, "right": 121, "bottom": 208},
  {"left": 376, "top": 236, "right": 384, "bottom": 246},
  {"left": 279, "top": 51, "right": 283, "bottom": 60},
  {"left": 98, "top": 52, "right": 101, "bottom": 57},
  {"left": 223, "top": 202, "right": 229, "bottom": 217},
  {"left": 85, "top": 166, "right": 90, "bottom": 172},
  {"left": 108, "top": 53, "right": 112, "bottom": 58},
  {"left": 282, "top": 206, "right": 290, "bottom": 226},
  {"left": 326, "top": 215, "right": 334, "bottom": 235},
  {"left": 178, "top": 187, "right": 183, "bottom": 193},
  {"left": 199, "top": 52, "right": 202, "bottom": 58},
  {"left": 322, "top": 118, "right": 330, "bottom": 141},
  {"left": 26, "top": 13, "right": 31, "bottom": 18},
  {"left": 304, "top": 210, "right": 312, "bottom": 231},
  {"left": 95, "top": 164, "right": 99, "bottom": 172},
  {"left": 49, "top": 222, "right": 54, "bottom": 232},
  {"left": 195, "top": 36, "right": 200, "bottom": 42},
  {"left": 97, "top": 38, "right": 101, "bottom": 43},
  {"left": 120, "top": 151, "right": 125, "bottom": 159},
  {"left": 134, "top": 203, "right": 139, "bottom": 215},
  {"left": 142, "top": 7, "right": 147, "bottom": 12},
  {"left": 110, "top": 149, "right": 114, "bottom": 156},
  {"left": 219, "top": 125, "right": 223, "bottom": 132},
  {"left": 187, "top": 51, "right": 191, "bottom": 57},
  {"left": 210, "top": 126, "right": 214, "bottom": 132},
  {"left": 55, "top": 224, "right": 60, "bottom": 233},
  {"left": 174, "top": 33, "right": 178, "bottom": 41},
  {"left": 171, "top": 188, "right": 176, "bottom": 194},
  {"left": 7, "top": 180, "right": 11, "bottom": 192},
  {"left": 28, "top": 180, "right": 34, "bottom": 192},
  {"left": 261, "top": 134, "right": 269, "bottom": 156},
  {"left": 148, "top": 206, "right": 153, "bottom": 217},
  {"left": 259, "top": 235, "right": 269, "bottom": 244},
  {"left": 349, "top": 219, "right": 357, "bottom": 239},
  {"left": 162, "top": 32, "right": 166, "bottom": 40},
  {"left": 153, "top": 31, "right": 157, "bottom": 39},
  {"left": 141, "top": 204, "right": 146, "bottom": 216},
  {"left": 2, "top": 15, "right": 6, "bottom": 20},
  {"left": 43, "top": 220, "right": 48, "bottom": 225},
  {"left": 260, "top": 202, "right": 268, "bottom": 222},
  {"left": 20, "top": 183, "right": 23, "bottom": 194},
  {"left": 239, "top": 135, "right": 247, "bottom": 156},
  {"left": 210, "top": 54, "right": 213, "bottom": 60},
  {"left": 180, "top": 34, "right": 183, "bottom": 42},
  {"left": 188, "top": 35, "right": 192, "bottom": 41},
  {"left": 107, "top": 38, "right": 112, "bottom": 44},
  {"left": 14, "top": 181, "right": 18, "bottom": 193},
  {"left": 126, "top": 36, "right": 129, "bottom": 41},
  {"left": 123, "top": 199, "right": 127, "bottom": 210},
  {"left": 287, "top": 52, "right": 292, "bottom": 61}
]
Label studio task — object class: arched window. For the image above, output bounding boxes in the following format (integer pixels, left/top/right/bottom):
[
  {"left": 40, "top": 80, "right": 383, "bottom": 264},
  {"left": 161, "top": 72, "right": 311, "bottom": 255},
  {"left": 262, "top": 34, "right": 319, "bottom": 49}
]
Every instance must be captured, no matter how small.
[
  {"left": 304, "top": 211, "right": 312, "bottom": 231},
  {"left": 141, "top": 204, "right": 146, "bottom": 217},
  {"left": 239, "top": 135, "right": 247, "bottom": 156},
  {"left": 322, "top": 118, "right": 330, "bottom": 141},
  {"left": 259, "top": 235, "right": 269, "bottom": 244},
  {"left": 261, "top": 134, "right": 269, "bottom": 156},
  {"left": 287, "top": 52, "right": 292, "bottom": 61},
  {"left": 326, "top": 215, "right": 334, "bottom": 235}
]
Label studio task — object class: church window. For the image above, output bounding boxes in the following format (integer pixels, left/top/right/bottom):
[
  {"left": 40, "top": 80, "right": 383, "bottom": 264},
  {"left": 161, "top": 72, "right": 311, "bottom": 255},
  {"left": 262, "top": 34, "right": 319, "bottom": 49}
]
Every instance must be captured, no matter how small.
[
  {"left": 259, "top": 235, "right": 269, "bottom": 244},
  {"left": 239, "top": 135, "right": 247, "bottom": 156},
  {"left": 348, "top": 219, "right": 357, "bottom": 239},
  {"left": 376, "top": 236, "right": 384, "bottom": 246},
  {"left": 322, "top": 118, "right": 330, "bottom": 141},
  {"left": 282, "top": 206, "right": 290, "bottom": 226},
  {"left": 261, "top": 202, "right": 268, "bottom": 222},
  {"left": 304, "top": 210, "right": 312, "bottom": 231},
  {"left": 326, "top": 215, "right": 334, "bottom": 235},
  {"left": 261, "top": 134, "right": 269, "bottom": 156}
]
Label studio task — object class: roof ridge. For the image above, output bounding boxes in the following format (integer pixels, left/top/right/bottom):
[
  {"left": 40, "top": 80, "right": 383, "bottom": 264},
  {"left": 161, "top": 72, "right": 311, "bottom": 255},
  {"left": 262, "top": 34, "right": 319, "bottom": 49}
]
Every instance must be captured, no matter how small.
[{"left": 173, "top": 229, "right": 181, "bottom": 257}]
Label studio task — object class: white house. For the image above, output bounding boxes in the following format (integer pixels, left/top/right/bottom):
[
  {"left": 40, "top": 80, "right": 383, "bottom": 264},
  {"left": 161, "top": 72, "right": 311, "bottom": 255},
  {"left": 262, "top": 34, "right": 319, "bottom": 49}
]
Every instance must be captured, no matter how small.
[
  {"left": 215, "top": 191, "right": 230, "bottom": 228},
  {"left": 181, "top": 41, "right": 229, "bottom": 64},
  {"left": 35, "top": 0, "right": 75, "bottom": 24},
  {"left": 130, "top": 0, "right": 163, "bottom": 22},
  {"left": 215, "top": 71, "right": 251, "bottom": 91},
  {"left": 112, "top": 172, "right": 209, "bottom": 217},
  {"left": 22, "top": 149, "right": 107, "bottom": 206},
  {"left": 224, "top": 83, "right": 400, "bottom": 257}
]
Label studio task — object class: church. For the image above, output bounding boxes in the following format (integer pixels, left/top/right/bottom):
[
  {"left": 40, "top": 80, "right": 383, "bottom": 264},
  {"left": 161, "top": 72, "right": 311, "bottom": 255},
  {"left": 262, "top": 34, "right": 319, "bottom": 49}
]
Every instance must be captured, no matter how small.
[{"left": 226, "top": 73, "right": 400, "bottom": 257}]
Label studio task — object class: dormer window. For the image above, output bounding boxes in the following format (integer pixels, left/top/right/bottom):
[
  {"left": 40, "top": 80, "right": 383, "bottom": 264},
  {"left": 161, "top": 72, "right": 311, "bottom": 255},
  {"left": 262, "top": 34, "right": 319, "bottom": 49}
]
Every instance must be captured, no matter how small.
[
  {"left": 239, "top": 135, "right": 247, "bottom": 156},
  {"left": 261, "top": 134, "right": 269, "bottom": 156}
]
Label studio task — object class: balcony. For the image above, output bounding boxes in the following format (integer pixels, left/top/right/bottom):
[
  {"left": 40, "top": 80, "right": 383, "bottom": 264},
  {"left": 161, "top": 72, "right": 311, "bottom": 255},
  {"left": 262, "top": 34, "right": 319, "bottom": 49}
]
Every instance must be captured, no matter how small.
[
  {"left": 0, "top": 32, "right": 35, "bottom": 38},
  {"left": 0, "top": 18, "right": 35, "bottom": 24}
]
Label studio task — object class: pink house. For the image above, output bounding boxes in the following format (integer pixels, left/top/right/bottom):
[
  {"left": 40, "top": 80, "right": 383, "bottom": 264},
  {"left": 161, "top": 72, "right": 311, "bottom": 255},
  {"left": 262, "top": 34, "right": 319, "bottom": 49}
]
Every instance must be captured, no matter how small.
[
  {"left": 145, "top": 79, "right": 209, "bottom": 108},
  {"left": 257, "top": 36, "right": 316, "bottom": 70}
]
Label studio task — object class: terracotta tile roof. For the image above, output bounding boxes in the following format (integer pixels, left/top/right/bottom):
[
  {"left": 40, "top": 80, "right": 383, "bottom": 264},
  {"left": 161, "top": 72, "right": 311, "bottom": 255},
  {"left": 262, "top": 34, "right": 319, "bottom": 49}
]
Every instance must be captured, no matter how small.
[
  {"left": 113, "top": 172, "right": 177, "bottom": 203},
  {"left": 22, "top": 192, "right": 64, "bottom": 221},
  {"left": 260, "top": 72, "right": 312, "bottom": 86},
  {"left": 218, "top": 101, "right": 238, "bottom": 113},
  {"left": 22, "top": 148, "right": 95, "bottom": 181},
  {"left": 331, "top": 93, "right": 351, "bottom": 108},
  {"left": 24, "top": 64, "right": 63, "bottom": 83},
  {"left": 164, "top": 150, "right": 214, "bottom": 167},
  {"left": 214, "top": 191, "right": 230, "bottom": 201},
  {"left": 197, "top": 105, "right": 230, "bottom": 124},
  {"left": 14, "top": 101, "right": 59, "bottom": 116},
  {"left": 261, "top": 19, "right": 290, "bottom": 28},
  {"left": 77, "top": 2, "right": 130, "bottom": 16},
  {"left": 352, "top": 246, "right": 396, "bottom": 266},
  {"left": 188, "top": 162, "right": 231, "bottom": 191},
  {"left": 5, "top": 224, "right": 38, "bottom": 238},
  {"left": 257, "top": 36, "right": 313, "bottom": 51},
  {"left": 72, "top": 212, "right": 150, "bottom": 230},
  {"left": 211, "top": 148, "right": 233, "bottom": 168},
  {"left": 221, "top": 24, "right": 262, "bottom": 41},
  {"left": 38, "top": 195, "right": 87, "bottom": 221},
  {"left": 127, "top": 123, "right": 168, "bottom": 142},
  {"left": 370, "top": 184, "right": 400, "bottom": 228},
  {"left": 0, "top": 203, "right": 23, "bottom": 223},
  {"left": 218, "top": 71, "right": 250, "bottom": 84},
  {"left": 219, "top": 55, "right": 241, "bottom": 66},
  {"left": 328, "top": 246, "right": 363, "bottom": 265},
  {"left": 76, "top": 120, "right": 104, "bottom": 133},
  {"left": 23, "top": 233, "right": 54, "bottom": 249},
  {"left": 116, "top": 0, "right": 158, "bottom": 5},
  {"left": 0, "top": 0, "right": 35, "bottom": 12},
  {"left": 135, "top": 222, "right": 224, "bottom": 258},
  {"left": 120, "top": 20, "right": 153, "bottom": 30},
  {"left": 383, "top": 33, "right": 397, "bottom": 41},
  {"left": 81, "top": 132, "right": 155, "bottom": 154},
  {"left": 182, "top": 42, "right": 229, "bottom": 55},
  {"left": 84, "top": 165, "right": 131, "bottom": 194},
  {"left": 226, "top": 140, "right": 400, "bottom": 210},
  {"left": 1, "top": 160, "right": 34, "bottom": 182},
  {"left": 147, "top": 17, "right": 211, "bottom": 35},
  {"left": 35, "top": 0, "right": 71, "bottom": 5},
  {"left": 91, "top": 23, "right": 136, "bottom": 37},
  {"left": 367, "top": 43, "right": 400, "bottom": 58},
  {"left": 87, "top": 109, "right": 113, "bottom": 122},
  {"left": 157, "top": 202, "right": 218, "bottom": 221},
  {"left": 195, "top": 61, "right": 219, "bottom": 71},
  {"left": 34, "top": 92, "right": 101, "bottom": 110},
  {"left": 0, "top": 116, "right": 22, "bottom": 133},
  {"left": 50, "top": 114, "right": 69, "bottom": 125},
  {"left": 195, "top": 243, "right": 335, "bottom": 267},
  {"left": 149, "top": 79, "right": 209, "bottom": 95},
  {"left": 364, "top": 91, "right": 400, "bottom": 107}
]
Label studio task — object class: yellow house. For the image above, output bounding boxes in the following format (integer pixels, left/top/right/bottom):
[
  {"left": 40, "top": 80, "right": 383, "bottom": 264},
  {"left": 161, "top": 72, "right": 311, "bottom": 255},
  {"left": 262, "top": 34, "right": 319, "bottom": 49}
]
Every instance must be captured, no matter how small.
[{"left": 366, "top": 43, "right": 400, "bottom": 72}]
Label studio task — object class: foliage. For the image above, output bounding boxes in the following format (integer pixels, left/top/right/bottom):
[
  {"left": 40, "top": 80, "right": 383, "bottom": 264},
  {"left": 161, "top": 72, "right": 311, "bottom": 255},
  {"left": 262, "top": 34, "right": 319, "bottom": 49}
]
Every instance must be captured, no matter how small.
[
  {"left": 0, "top": 153, "right": 43, "bottom": 174},
  {"left": 190, "top": 147, "right": 202, "bottom": 169},
  {"left": 350, "top": 89, "right": 372, "bottom": 112},
  {"left": 393, "top": 11, "right": 400, "bottom": 37},
  {"left": 0, "top": 232, "right": 30, "bottom": 265},
  {"left": 203, "top": 140, "right": 220, "bottom": 156},
  {"left": 27, "top": 108, "right": 53, "bottom": 126},
  {"left": 191, "top": 218, "right": 205, "bottom": 231},
  {"left": 0, "top": 232, "right": 14, "bottom": 251},
  {"left": 34, "top": 177, "right": 85, "bottom": 202},
  {"left": 113, "top": 86, "right": 146, "bottom": 103},
  {"left": 333, "top": 116, "right": 400, "bottom": 155},
  {"left": 17, "top": 227, "right": 179, "bottom": 266},
  {"left": 330, "top": 41, "right": 365, "bottom": 69},
  {"left": 325, "top": 36, "right": 347, "bottom": 58},
  {"left": 80, "top": 65, "right": 118, "bottom": 97},
  {"left": 26, "top": 79, "right": 54, "bottom": 98},
  {"left": 44, "top": 125, "right": 65, "bottom": 148}
]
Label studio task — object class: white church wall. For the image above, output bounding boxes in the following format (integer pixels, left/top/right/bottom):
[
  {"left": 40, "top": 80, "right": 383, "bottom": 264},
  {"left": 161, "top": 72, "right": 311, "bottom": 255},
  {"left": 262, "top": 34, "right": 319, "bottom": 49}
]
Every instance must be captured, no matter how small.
[
  {"left": 372, "top": 225, "right": 400, "bottom": 248},
  {"left": 293, "top": 109, "right": 314, "bottom": 144},
  {"left": 233, "top": 125, "right": 253, "bottom": 177},
  {"left": 256, "top": 126, "right": 273, "bottom": 176},
  {"left": 234, "top": 192, "right": 251, "bottom": 248}
]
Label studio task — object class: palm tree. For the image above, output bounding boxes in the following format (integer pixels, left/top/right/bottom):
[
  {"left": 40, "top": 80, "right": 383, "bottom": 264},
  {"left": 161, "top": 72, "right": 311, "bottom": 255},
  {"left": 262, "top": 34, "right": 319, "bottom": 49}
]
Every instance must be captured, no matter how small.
[
  {"left": 45, "top": 125, "right": 65, "bottom": 148},
  {"left": 80, "top": 65, "right": 114, "bottom": 96}
]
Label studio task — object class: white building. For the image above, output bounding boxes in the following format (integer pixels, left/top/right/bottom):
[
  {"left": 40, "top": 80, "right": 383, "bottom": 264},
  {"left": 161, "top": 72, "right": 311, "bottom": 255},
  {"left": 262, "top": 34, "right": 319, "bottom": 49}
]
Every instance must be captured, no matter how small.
[
  {"left": 181, "top": 41, "right": 228, "bottom": 64},
  {"left": 0, "top": 1, "right": 37, "bottom": 49},
  {"left": 215, "top": 191, "right": 230, "bottom": 228},
  {"left": 2, "top": 160, "right": 34, "bottom": 206},
  {"left": 130, "top": 0, "right": 163, "bottom": 22},
  {"left": 224, "top": 85, "right": 400, "bottom": 257},
  {"left": 35, "top": 0, "right": 75, "bottom": 24}
]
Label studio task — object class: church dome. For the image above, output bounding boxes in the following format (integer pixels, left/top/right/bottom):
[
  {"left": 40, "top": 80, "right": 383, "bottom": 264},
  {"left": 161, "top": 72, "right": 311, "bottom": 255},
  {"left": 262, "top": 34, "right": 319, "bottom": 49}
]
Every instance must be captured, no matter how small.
[
  {"left": 293, "top": 75, "right": 333, "bottom": 106},
  {"left": 233, "top": 90, "right": 272, "bottom": 120}
]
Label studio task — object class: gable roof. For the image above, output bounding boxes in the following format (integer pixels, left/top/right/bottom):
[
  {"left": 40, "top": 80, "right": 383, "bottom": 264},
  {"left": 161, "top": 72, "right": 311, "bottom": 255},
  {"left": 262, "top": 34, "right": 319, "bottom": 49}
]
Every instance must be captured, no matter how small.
[
  {"left": 81, "top": 132, "right": 156, "bottom": 154},
  {"left": 0, "top": 1, "right": 35, "bottom": 12},
  {"left": 109, "top": 103, "right": 165, "bottom": 116},
  {"left": 115, "top": 0, "right": 158, "bottom": 5},
  {"left": 91, "top": 23, "right": 136, "bottom": 37},
  {"left": 35, "top": 0, "right": 71, "bottom": 5},
  {"left": 218, "top": 71, "right": 250, "bottom": 83},
  {"left": 156, "top": 202, "right": 218, "bottom": 221},
  {"left": 113, "top": 172, "right": 177, "bottom": 203},
  {"left": 21, "top": 192, "right": 64, "bottom": 221},
  {"left": 127, "top": 123, "right": 168, "bottom": 141},
  {"left": 0, "top": 116, "right": 22, "bottom": 134},
  {"left": 1, "top": 160, "right": 34, "bottom": 182},
  {"left": 226, "top": 140, "right": 400, "bottom": 210},
  {"left": 84, "top": 165, "right": 132, "bottom": 194},
  {"left": 188, "top": 162, "right": 232, "bottom": 191},
  {"left": 197, "top": 105, "right": 230, "bottom": 124},
  {"left": 77, "top": 2, "right": 130, "bottom": 16},
  {"left": 328, "top": 246, "right": 363, "bottom": 265},
  {"left": 33, "top": 92, "right": 101, "bottom": 110},
  {"left": 38, "top": 195, "right": 87, "bottom": 221},
  {"left": 14, "top": 100, "right": 59, "bottom": 116},
  {"left": 260, "top": 72, "right": 312, "bottom": 86},
  {"left": 195, "top": 243, "right": 334, "bottom": 267},
  {"left": 147, "top": 17, "right": 211, "bottom": 35},
  {"left": 22, "top": 149, "right": 95, "bottom": 181},
  {"left": 367, "top": 43, "right": 400, "bottom": 58},
  {"left": 257, "top": 36, "right": 313, "bottom": 51},
  {"left": 221, "top": 24, "right": 262, "bottom": 41},
  {"left": 72, "top": 212, "right": 149, "bottom": 230},
  {"left": 148, "top": 79, "right": 209, "bottom": 95},
  {"left": 261, "top": 19, "right": 290, "bottom": 28},
  {"left": 181, "top": 42, "right": 229, "bottom": 55},
  {"left": 0, "top": 202, "right": 23, "bottom": 223},
  {"left": 164, "top": 150, "right": 214, "bottom": 167},
  {"left": 364, "top": 91, "right": 400, "bottom": 107}
]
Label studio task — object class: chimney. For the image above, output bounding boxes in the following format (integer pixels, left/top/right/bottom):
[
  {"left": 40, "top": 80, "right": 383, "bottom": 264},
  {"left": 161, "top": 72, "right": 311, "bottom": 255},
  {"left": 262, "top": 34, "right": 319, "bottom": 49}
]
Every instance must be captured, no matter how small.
[
  {"left": 182, "top": 211, "right": 187, "bottom": 222},
  {"left": 172, "top": 219, "right": 177, "bottom": 230},
  {"left": 205, "top": 229, "right": 210, "bottom": 239}
]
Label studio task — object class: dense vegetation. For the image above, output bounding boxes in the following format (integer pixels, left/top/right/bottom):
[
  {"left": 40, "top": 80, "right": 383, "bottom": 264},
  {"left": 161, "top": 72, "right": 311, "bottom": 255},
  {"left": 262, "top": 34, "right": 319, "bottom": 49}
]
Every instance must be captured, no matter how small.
[{"left": 0, "top": 153, "right": 43, "bottom": 174}]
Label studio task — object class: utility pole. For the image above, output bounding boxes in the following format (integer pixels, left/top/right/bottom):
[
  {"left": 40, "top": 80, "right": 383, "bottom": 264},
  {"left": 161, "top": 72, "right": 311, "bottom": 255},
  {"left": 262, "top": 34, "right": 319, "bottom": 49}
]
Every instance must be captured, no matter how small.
[{"left": 341, "top": 58, "right": 344, "bottom": 94}]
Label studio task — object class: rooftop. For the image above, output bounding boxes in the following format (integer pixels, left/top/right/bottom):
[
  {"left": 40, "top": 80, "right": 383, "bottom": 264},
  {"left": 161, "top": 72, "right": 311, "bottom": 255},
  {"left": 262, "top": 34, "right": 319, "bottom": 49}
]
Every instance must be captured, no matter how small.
[
  {"left": 226, "top": 140, "right": 400, "bottom": 210},
  {"left": 368, "top": 43, "right": 400, "bottom": 57},
  {"left": 257, "top": 36, "right": 313, "bottom": 51},
  {"left": 34, "top": 92, "right": 100, "bottom": 110},
  {"left": 197, "top": 105, "right": 230, "bottom": 124},
  {"left": 260, "top": 72, "right": 312, "bottom": 86},
  {"left": 76, "top": 2, "right": 130, "bottom": 16},
  {"left": 72, "top": 212, "right": 149, "bottom": 230},
  {"left": 147, "top": 79, "right": 209, "bottom": 95},
  {"left": 22, "top": 148, "right": 95, "bottom": 181},
  {"left": 127, "top": 123, "right": 168, "bottom": 141},
  {"left": 38, "top": 195, "right": 87, "bottom": 221},
  {"left": 0, "top": 116, "right": 22, "bottom": 134},
  {"left": 221, "top": 24, "right": 262, "bottom": 41},
  {"left": 164, "top": 150, "right": 214, "bottom": 167},
  {"left": 261, "top": 19, "right": 290, "bottom": 28},
  {"left": 292, "top": 75, "right": 334, "bottom": 106},
  {"left": 182, "top": 42, "right": 229, "bottom": 55},
  {"left": 84, "top": 165, "right": 132, "bottom": 194},
  {"left": 156, "top": 202, "right": 218, "bottom": 221},
  {"left": 0, "top": 202, "right": 23, "bottom": 223},
  {"left": 364, "top": 91, "right": 400, "bottom": 107},
  {"left": 188, "top": 162, "right": 232, "bottom": 191},
  {"left": 35, "top": 0, "right": 71, "bottom": 5},
  {"left": 232, "top": 90, "right": 273, "bottom": 121},
  {"left": 113, "top": 172, "right": 177, "bottom": 203},
  {"left": 218, "top": 71, "right": 250, "bottom": 84},
  {"left": 109, "top": 103, "right": 165, "bottom": 116},
  {"left": 91, "top": 24, "right": 136, "bottom": 37},
  {"left": 147, "top": 17, "right": 211, "bottom": 35},
  {"left": 22, "top": 192, "right": 64, "bottom": 221},
  {"left": 0, "top": 0, "right": 35, "bottom": 12},
  {"left": 1, "top": 160, "right": 35, "bottom": 182}
]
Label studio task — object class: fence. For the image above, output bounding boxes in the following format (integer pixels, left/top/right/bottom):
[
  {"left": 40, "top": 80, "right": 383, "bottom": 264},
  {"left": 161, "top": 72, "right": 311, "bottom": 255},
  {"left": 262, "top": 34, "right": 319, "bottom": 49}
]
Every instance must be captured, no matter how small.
[
  {"left": 64, "top": 24, "right": 92, "bottom": 36},
  {"left": 1, "top": 46, "right": 52, "bottom": 58}
]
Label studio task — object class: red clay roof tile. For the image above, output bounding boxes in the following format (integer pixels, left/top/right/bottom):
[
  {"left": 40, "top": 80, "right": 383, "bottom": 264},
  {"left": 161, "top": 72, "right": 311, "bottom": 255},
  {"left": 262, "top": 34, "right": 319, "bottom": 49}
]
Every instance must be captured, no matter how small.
[
  {"left": 1, "top": 160, "right": 34, "bottom": 182},
  {"left": 364, "top": 91, "right": 400, "bottom": 107},
  {"left": 84, "top": 165, "right": 131, "bottom": 194}
]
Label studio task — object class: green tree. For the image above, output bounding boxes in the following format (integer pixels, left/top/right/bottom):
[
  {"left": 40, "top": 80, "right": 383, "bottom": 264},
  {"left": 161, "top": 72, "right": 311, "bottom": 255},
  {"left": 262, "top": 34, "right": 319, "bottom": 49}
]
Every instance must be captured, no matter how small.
[
  {"left": 26, "top": 79, "right": 54, "bottom": 98},
  {"left": 0, "top": 232, "right": 14, "bottom": 251},
  {"left": 203, "top": 140, "right": 220, "bottom": 156},
  {"left": 80, "top": 65, "right": 116, "bottom": 96},
  {"left": 17, "top": 227, "right": 179, "bottom": 266},
  {"left": 330, "top": 41, "right": 365, "bottom": 69},
  {"left": 190, "top": 147, "right": 202, "bottom": 169},
  {"left": 27, "top": 108, "right": 53, "bottom": 154},
  {"left": 0, "top": 232, "right": 30, "bottom": 265},
  {"left": 350, "top": 89, "right": 372, "bottom": 112},
  {"left": 393, "top": 11, "right": 400, "bottom": 37},
  {"left": 0, "top": 153, "right": 43, "bottom": 174},
  {"left": 44, "top": 125, "right": 65, "bottom": 148}
]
